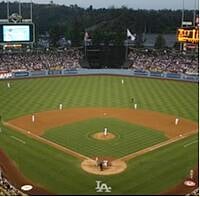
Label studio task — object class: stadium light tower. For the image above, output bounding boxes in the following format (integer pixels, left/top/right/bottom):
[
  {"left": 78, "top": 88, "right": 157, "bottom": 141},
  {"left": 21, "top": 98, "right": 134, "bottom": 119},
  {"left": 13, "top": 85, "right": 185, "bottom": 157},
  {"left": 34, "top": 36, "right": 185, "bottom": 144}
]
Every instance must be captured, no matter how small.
[
  {"left": 181, "top": 0, "right": 185, "bottom": 27},
  {"left": 30, "top": 0, "right": 33, "bottom": 22},
  {"left": 7, "top": 1, "right": 10, "bottom": 20},
  {"left": 180, "top": 0, "right": 185, "bottom": 52},
  {"left": 19, "top": 0, "right": 22, "bottom": 16},
  {"left": 193, "top": 0, "right": 197, "bottom": 26}
]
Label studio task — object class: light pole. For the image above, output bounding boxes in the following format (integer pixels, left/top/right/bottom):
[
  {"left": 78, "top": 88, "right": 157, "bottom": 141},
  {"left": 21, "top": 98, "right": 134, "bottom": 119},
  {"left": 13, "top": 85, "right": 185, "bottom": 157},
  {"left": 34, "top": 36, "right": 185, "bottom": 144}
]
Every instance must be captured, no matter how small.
[
  {"left": 30, "top": 0, "right": 33, "bottom": 22},
  {"left": 7, "top": 0, "right": 10, "bottom": 20},
  {"left": 19, "top": 0, "right": 22, "bottom": 16},
  {"left": 193, "top": 0, "right": 197, "bottom": 26},
  {"left": 180, "top": 0, "right": 185, "bottom": 52},
  {"left": 181, "top": 0, "right": 185, "bottom": 28}
]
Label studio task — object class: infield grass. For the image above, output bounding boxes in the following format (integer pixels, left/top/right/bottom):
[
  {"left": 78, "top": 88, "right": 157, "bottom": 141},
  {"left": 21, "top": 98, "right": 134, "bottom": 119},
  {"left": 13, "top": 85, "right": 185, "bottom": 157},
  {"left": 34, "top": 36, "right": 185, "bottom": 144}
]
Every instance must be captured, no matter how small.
[{"left": 43, "top": 118, "right": 168, "bottom": 158}]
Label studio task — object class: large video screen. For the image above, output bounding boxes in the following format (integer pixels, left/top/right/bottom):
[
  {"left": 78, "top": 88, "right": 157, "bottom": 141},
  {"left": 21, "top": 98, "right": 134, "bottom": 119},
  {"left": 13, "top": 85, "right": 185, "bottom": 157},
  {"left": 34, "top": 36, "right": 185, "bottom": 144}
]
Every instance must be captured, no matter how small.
[
  {"left": 0, "top": 24, "right": 34, "bottom": 43},
  {"left": 3, "top": 25, "right": 30, "bottom": 42}
]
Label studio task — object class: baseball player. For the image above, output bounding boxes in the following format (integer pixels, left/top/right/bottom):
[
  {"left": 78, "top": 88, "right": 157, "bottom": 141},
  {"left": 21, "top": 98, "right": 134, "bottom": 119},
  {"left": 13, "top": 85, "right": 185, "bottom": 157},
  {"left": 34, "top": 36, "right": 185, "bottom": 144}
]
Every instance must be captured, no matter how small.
[
  {"left": 59, "top": 103, "right": 63, "bottom": 110},
  {"left": 99, "top": 162, "right": 103, "bottom": 171},
  {"left": 7, "top": 82, "right": 10, "bottom": 88},
  {"left": 32, "top": 114, "right": 35, "bottom": 123},
  {"left": 175, "top": 118, "right": 179, "bottom": 125},
  {"left": 104, "top": 128, "right": 108, "bottom": 136},
  {"left": 95, "top": 157, "right": 99, "bottom": 167},
  {"left": 134, "top": 103, "right": 137, "bottom": 109}
]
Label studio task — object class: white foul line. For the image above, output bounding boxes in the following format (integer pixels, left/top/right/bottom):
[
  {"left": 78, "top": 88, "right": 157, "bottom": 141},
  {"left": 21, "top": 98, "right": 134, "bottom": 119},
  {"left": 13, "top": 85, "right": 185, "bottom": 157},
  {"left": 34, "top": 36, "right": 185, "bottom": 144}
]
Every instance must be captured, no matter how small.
[
  {"left": 10, "top": 136, "right": 26, "bottom": 144},
  {"left": 184, "top": 140, "right": 198, "bottom": 148}
]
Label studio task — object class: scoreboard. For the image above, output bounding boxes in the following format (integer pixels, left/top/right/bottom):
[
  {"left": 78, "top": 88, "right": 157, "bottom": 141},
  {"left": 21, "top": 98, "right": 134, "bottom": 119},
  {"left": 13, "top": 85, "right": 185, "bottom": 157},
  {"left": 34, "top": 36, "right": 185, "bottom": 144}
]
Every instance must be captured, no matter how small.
[
  {"left": 177, "top": 27, "right": 199, "bottom": 44},
  {"left": 0, "top": 23, "right": 35, "bottom": 43}
]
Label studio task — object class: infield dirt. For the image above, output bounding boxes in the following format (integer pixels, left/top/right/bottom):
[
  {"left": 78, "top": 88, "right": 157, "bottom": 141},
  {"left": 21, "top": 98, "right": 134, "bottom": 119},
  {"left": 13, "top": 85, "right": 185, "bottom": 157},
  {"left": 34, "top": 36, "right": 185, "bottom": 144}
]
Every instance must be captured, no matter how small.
[{"left": 8, "top": 108, "right": 198, "bottom": 138}]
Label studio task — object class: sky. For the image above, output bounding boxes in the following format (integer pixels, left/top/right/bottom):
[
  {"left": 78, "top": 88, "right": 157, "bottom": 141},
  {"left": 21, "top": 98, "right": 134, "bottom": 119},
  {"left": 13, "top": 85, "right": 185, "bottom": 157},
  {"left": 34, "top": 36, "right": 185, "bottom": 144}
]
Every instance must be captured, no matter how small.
[{"left": 2, "top": 0, "right": 199, "bottom": 10}]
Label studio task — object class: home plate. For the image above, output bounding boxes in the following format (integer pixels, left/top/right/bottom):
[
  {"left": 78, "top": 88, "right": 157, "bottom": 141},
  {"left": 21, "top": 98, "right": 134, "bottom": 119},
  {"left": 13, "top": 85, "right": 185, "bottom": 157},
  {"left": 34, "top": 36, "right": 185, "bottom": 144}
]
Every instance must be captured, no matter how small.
[{"left": 21, "top": 185, "right": 33, "bottom": 191}]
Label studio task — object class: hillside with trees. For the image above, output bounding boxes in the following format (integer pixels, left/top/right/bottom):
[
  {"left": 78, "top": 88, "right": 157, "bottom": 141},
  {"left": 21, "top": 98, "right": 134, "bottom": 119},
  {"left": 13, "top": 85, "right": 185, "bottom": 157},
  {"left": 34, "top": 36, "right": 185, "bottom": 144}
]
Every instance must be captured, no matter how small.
[{"left": 0, "top": 1, "right": 196, "bottom": 46}]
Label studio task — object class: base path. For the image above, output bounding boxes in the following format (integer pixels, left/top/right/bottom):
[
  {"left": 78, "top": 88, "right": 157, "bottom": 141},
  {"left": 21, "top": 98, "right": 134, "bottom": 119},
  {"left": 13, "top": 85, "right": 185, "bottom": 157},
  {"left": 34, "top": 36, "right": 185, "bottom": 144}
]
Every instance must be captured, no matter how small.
[
  {"left": 8, "top": 108, "right": 198, "bottom": 138},
  {"left": 3, "top": 121, "right": 90, "bottom": 161},
  {"left": 120, "top": 130, "right": 197, "bottom": 161}
]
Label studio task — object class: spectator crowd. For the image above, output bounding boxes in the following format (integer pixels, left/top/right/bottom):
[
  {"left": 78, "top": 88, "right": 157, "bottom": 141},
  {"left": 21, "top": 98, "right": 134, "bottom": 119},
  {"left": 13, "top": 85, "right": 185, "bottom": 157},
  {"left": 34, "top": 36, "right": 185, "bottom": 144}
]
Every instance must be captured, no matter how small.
[
  {"left": 128, "top": 50, "right": 199, "bottom": 75},
  {"left": 0, "top": 48, "right": 198, "bottom": 75},
  {"left": 186, "top": 188, "right": 199, "bottom": 196},
  {"left": 0, "top": 48, "right": 83, "bottom": 72},
  {"left": 0, "top": 168, "right": 24, "bottom": 196}
]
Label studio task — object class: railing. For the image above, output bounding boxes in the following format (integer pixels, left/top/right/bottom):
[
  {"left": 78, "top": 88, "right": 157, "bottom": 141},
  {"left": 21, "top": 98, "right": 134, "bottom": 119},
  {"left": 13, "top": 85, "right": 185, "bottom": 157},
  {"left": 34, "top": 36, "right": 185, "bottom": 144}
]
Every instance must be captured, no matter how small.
[{"left": 1, "top": 68, "right": 198, "bottom": 82}]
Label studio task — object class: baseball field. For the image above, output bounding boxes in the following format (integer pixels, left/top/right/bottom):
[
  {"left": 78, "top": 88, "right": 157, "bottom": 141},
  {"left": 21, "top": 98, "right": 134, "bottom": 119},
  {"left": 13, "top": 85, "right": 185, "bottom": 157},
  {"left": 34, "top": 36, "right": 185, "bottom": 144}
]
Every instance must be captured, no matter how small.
[{"left": 0, "top": 75, "right": 198, "bottom": 195}]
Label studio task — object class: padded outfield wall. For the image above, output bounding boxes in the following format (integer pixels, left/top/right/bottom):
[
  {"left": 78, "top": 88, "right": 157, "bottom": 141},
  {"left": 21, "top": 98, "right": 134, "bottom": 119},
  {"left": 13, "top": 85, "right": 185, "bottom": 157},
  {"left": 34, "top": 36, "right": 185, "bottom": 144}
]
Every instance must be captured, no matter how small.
[{"left": 1, "top": 68, "right": 199, "bottom": 82}]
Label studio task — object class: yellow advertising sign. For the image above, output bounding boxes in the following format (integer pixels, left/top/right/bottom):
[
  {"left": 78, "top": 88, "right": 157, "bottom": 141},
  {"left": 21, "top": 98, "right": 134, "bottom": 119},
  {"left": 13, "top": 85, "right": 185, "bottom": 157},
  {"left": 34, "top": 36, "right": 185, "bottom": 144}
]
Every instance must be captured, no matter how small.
[{"left": 177, "top": 28, "right": 199, "bottom": 43}]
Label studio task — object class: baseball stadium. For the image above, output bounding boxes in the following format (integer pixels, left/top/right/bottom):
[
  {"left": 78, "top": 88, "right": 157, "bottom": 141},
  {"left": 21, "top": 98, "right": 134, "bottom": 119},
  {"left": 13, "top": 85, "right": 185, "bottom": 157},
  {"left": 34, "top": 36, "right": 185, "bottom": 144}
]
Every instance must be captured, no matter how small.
[{"left": 0, "top": 1, "right": 199, "bottom": 196}]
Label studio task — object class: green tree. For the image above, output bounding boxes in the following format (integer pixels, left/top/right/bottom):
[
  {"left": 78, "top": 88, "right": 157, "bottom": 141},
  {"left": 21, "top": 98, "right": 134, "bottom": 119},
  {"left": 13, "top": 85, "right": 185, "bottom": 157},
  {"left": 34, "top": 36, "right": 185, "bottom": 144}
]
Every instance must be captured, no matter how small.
[
  {"left": 135, "top": 33, "right": 144, "bottom": 48},
  {"left": 154, "top": 34, "right": 166, "bottom": 49},
  {"left": 49, "top": 25, "right": 65, "bottom": 46}
]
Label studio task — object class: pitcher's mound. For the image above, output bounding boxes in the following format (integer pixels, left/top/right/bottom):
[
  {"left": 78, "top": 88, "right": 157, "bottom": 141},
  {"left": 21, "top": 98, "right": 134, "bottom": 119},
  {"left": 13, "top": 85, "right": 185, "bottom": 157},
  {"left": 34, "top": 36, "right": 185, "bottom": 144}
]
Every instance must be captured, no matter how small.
[
  {"left": 92, "top": 132, "right": 116, "bottom": 140},
  {"left": 81, "top": 159, "right": 127, "bottom": 175}
]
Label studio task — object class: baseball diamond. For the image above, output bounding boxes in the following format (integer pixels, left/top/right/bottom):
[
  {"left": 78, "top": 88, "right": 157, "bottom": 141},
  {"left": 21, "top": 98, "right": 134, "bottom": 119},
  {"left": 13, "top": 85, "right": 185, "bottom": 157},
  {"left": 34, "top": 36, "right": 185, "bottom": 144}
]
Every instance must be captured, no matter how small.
[{"left": 0, "top": 75, "right": 198, "bottom": 195}]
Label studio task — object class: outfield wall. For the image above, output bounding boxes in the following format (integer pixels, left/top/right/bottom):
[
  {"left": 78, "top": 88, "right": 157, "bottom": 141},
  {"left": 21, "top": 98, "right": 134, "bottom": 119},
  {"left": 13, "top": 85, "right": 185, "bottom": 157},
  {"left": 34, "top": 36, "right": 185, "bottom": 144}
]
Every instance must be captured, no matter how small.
[{"left": 1, "top": 69, "right": 198, "bottom": 82}]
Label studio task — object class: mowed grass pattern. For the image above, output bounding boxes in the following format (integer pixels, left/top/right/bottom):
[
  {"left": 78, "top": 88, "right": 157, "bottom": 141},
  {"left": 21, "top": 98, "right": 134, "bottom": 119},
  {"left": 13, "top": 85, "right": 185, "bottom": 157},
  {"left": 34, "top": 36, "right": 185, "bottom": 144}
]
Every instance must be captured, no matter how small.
[
  {"left": 0, "top": 76, "right": 198, "bottom": 194},
  {"left": 43, "top": 118, "right": 168, "bottom": 158},
  {"left": 0, "top": 76, "right": 198, "bottom": 121},
  {"left": 0, "top": 123, "right": 197, "bottom": 195}
]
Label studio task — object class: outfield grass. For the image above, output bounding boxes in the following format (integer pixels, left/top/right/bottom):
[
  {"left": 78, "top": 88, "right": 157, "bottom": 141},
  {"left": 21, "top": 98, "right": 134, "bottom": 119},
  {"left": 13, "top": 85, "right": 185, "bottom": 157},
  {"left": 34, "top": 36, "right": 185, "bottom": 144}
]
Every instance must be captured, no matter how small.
[
  {"left": 43, "top": 118, "right": 168, "bottom": 158},
  {"left": 0, "top": 76, "right": 198, "bottom": 121},
  {"left": 0, "top": 76, "right": 198, "bottom": 194}
]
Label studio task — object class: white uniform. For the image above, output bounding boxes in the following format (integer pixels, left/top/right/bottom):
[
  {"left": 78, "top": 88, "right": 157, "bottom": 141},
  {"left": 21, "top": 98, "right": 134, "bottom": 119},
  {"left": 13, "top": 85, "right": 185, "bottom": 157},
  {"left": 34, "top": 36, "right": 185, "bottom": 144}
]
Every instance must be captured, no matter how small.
[
  {"left": 59, "top": 104, "right": 63, "bottom": 110},
  {"left": 121, "top": 79, "right": 124, "bottom": 85},
  {"left": 95, "top": 157, "right": 98, "bottom": 166},
  {"left": 7, "top": 82, "right": 10, "bottom": 88},
  {"left": 103, "top": 160, "right": 108, "bottom": 168},
  {"left": 104, "top": 128, "right": 108, "bottom": 136},
  {"left": 134, "top": 104, "right": 137, "bottom": 109},
  {"left": 32, "top": 115, "right": 35, "bottom": 123},
  {"left": 175, "top": 118, "right": 179, "bottom": 125}
]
